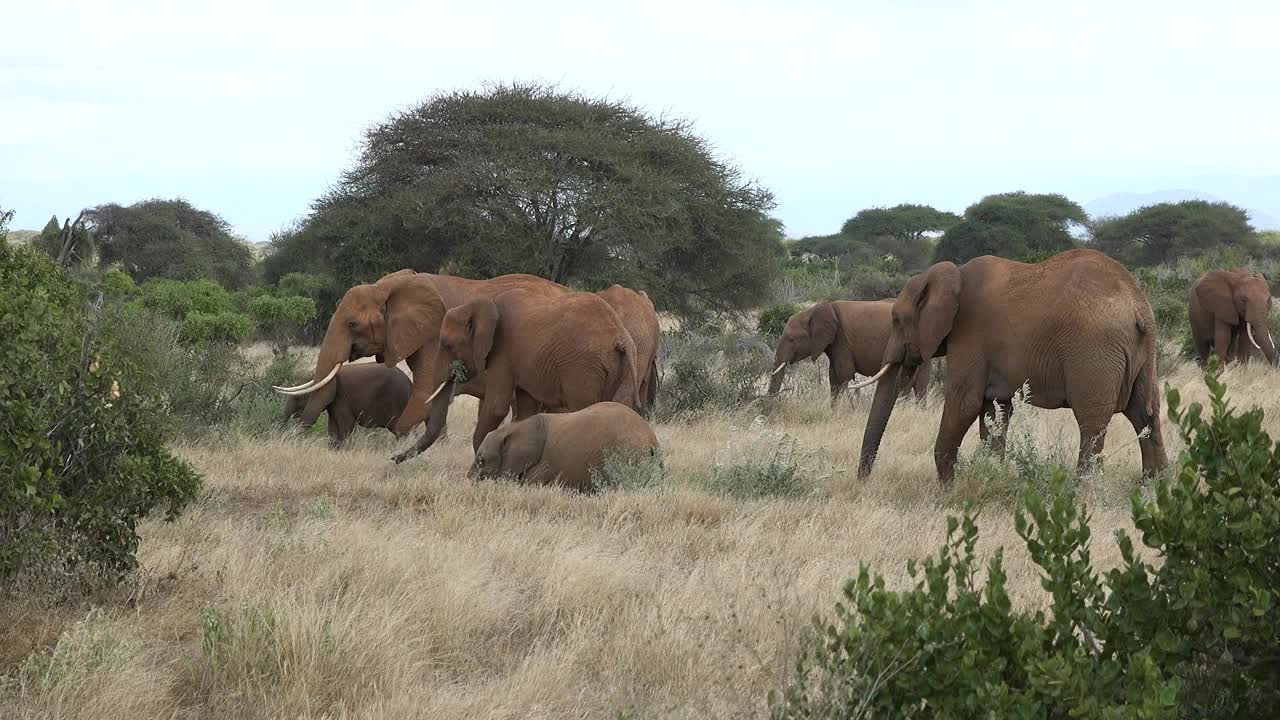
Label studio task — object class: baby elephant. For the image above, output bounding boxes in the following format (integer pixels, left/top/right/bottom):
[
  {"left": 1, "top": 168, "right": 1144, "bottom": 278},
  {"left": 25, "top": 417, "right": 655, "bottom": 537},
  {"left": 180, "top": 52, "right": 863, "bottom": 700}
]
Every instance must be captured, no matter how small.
[
  {"left": 283, "top": 362, "right": 412, "bottom": 446},
  {"left": 469, "top": 402, "right": 660, "bottom": 492}
]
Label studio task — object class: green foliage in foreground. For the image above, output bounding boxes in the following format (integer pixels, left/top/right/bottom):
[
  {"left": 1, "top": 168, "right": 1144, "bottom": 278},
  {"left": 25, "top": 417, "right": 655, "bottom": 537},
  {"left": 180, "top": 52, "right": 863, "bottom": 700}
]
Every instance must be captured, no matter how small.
[
  {"left": 0, "top": 244, "right": 202, "bottom": 581},
  {"left": 773, "top": 367, "right": 1278, "bottom": 719}
]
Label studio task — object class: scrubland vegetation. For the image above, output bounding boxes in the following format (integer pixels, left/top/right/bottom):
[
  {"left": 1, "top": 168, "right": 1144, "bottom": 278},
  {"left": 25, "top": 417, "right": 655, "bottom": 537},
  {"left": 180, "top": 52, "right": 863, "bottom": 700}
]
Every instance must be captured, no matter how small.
[{"left": 3, "top": 83, "right": 1278, "bottom": 718}]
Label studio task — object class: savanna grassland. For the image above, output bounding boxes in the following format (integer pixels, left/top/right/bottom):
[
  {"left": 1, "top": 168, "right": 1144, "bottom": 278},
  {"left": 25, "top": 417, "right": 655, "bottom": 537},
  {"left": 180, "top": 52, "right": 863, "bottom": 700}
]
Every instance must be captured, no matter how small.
[{"left": 4, "top": 347, "right": 1267, "bottom": 720}]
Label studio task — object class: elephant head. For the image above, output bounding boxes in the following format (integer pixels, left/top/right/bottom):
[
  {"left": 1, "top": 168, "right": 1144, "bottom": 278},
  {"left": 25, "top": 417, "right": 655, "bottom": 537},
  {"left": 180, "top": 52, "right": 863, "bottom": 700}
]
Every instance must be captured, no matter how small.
[
  {"left": 855, "top": 262, "right": 962, "bottom": 478},
  {"left": 1197, "top": 269, "right": 1276, "bottom": 364},
  {"left": 439, "top": 298, "right": 501, "bottom": 378},
  {"left": 273, "top": 270, "right": 453, "bottom": 440},
  {"left": 769, "top": 302, "right": 839, "bottom": 393},
  {"left": 468, "top": 415, "right": 546, "bottom": 482}
]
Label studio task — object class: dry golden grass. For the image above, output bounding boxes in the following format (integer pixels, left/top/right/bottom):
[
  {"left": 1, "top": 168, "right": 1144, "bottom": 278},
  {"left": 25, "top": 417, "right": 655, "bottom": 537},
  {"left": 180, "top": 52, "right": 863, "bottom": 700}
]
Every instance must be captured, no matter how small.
[{"left": 4, "top": 357, "right": 1278, "bottom": 719}]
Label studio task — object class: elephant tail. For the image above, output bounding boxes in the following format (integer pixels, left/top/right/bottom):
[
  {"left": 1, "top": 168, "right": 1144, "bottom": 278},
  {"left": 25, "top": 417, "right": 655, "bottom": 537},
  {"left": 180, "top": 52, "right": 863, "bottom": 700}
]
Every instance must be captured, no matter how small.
[
  {"left": 644, "top": 359, "right": 659, "bottom": 414},
  {"left": 608, "top": 336, "right": 642, "bottom": 411}
]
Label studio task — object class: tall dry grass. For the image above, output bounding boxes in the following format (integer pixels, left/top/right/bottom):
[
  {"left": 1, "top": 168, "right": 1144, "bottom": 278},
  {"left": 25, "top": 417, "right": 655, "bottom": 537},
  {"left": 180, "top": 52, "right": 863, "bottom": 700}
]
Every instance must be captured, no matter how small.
[{"left": 3, "top": 357, "right": 1275, "bottom": 719}]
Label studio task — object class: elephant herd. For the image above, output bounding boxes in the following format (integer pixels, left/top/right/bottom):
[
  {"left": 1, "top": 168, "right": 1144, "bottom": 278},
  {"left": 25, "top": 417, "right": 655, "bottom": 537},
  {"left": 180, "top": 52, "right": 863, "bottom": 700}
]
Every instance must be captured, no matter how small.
[
  {"left": 276, "top": 250, "right": 1274, "bottom": 490},
  {"left": 274, "top": 270, "right": 661, "bottom": 488}
]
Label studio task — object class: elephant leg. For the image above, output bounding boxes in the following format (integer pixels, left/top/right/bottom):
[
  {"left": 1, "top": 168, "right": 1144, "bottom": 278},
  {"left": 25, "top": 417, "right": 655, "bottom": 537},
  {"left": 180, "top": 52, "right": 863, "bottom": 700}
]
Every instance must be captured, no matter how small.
[
  {"left": 910, "top": 365, "right": 930, "bottom": 403},
  {"left": 935, "top": 389, "right": 984, "bottom": 485},
  {"left": 1072, "top": 407, "right": 1111, "bottom": 475},
  {"left": 473, "top": 379, "right": 515, "bottom": 452},
  {"left": 978, "top": 398, "right": 1014, "bottom": 459},
  {"left": 328, "top": 405, "right": 355, "bottom": 448},
  {"left": 1214, "top": 320, "right": 1234, "bottom": 367},
  {"left": 1123, "top": 365, "right": 1169, "bottom": 478},
  {"left": 1193, "top": 333, "right": 1212, "bottom": 367}
]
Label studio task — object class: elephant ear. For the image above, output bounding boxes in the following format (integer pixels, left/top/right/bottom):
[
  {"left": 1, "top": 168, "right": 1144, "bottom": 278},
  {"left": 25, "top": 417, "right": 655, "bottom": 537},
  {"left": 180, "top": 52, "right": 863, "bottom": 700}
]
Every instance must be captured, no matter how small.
[
  {"left": 910, "top": 262, "right": 963, "bottom": 361},
  {"left": 468, "top": 299, "right": 501, "bottom": 374},
  {"left": 1196, "top": 274, "right": 1242, "bottom": 324},
  {"left": 382, "top": 276, "right": 446, "bottom": 367},
  {"left": 501, "top": 415, "right": 546, "bottom": 478},
  {"left": 806, "top": 302, "right": 839, "bottom": 360}
]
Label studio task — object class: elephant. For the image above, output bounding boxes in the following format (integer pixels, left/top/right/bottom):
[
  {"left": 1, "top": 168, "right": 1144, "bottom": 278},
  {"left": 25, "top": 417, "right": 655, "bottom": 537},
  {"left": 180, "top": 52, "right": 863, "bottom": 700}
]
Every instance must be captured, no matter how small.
[
  {"left": 1189, "top": 268, "right": 1276, "bottom": 367},
  {"left": 393, "top": 288, "right": 641, "bottom": 461},
  {"left": 273, "top": 270, "right": 568, "bottom": 455},
  {"left": 469, "top": 401, "right": 660, "bottom": 492},
  {"left": 768, "top": 299, "right": 930, "bottom": 405},
  {"left": 283, "top": 362, "right": 412, "bottom": 446},
  {"left": 853, "top": 248, "right": 1168, "bottom": 485},
  {"left": 596, "top": 285, "right": 661, "bottom": 414}
]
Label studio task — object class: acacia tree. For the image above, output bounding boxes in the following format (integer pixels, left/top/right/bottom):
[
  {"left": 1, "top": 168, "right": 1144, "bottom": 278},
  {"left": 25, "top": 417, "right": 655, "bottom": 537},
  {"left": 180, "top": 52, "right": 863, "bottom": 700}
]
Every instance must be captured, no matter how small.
[
  {"left": 792, "top": 204, "right": 959, "bottom": 270},
  {"left": 88, "top": 198, "right": 255, "bottom": 288},
  {"left": 1092, "top": 200, "right": 1256, "bottom": 267},
  {"left": 934, "top": 192, "right": 1087, "bottom": 264},
  {"left": 265, "top": 82, "right": 785, "bottom": 319}
]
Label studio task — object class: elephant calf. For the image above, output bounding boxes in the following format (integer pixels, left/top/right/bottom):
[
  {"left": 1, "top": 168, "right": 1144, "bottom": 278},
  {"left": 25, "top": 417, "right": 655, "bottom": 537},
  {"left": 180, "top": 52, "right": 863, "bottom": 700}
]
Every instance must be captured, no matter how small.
[
  {"left": 283, "top": 362, "right": 413, "bottom": 446},
  {"left": 468, "top": 402, "right": 660, "bottom": 493}
]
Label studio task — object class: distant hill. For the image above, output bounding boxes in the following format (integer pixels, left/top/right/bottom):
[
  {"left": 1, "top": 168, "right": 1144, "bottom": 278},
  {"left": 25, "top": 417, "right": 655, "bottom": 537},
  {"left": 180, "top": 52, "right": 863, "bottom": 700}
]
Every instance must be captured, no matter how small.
[
  {"left": 1086, "top": 189, "right": 1280, "bottom": 230},
  {"left": 5, "top": 229, "right": 39, "bottom": 245}
]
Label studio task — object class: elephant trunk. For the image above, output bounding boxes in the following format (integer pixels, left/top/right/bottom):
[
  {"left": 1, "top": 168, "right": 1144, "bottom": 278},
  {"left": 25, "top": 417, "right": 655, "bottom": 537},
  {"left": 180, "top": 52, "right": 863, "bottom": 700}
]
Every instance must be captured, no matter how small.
[
  {"left": 1247, "top": 315, "right": 1277, "bottom": 365},
  {"left": 768, "top": 358, "right": 788, "bottom": 395},
  {"left": 857, "top": 363, "right": 903, "bottom": 479},
  {"left": 393, "top": 379, "right": 455, "bottom": 464}
]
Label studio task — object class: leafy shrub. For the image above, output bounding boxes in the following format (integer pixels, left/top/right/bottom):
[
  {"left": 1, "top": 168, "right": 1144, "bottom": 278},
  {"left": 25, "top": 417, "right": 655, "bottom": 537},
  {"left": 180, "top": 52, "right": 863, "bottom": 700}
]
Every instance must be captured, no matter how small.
[
  {"left": 591, "top": 448, "right": 666, "bottom": 492},
  {"left": 247, "top": 294, "right": 317, "bottom": 356},
  {"left": 100, "top": 269, "right": 136, "bottom": 298},
  {"left": 179, "top": 311, "right": 255, "bottom": 346},
  {"left": 653, "top": 329, "right": 767, "bottom": 421},
  {"left": 757, "top": 303, "right": 800, "bottom": 338},
  {"left": 140, "top": 278, "right": 233, "bottom": 319},
  {"left": 841, "top": 265, "right": 907, "bottom": 301},
  {"left": 703, "top": 431, "right": 813, "bottom": 500},
  {"left": 1, "top": 244, "right": 202, "bottom": 580},
  {"left": 772, "top": 367, "right": 1280, "bottom": 718},
  {"left": 950, "top": 385, "right": 1080, "bottom": 506}
]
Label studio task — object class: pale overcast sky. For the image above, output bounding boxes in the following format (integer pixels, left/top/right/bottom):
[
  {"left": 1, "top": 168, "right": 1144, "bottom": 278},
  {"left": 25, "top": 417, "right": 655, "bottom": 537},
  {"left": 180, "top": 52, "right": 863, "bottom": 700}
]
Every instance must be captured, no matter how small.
[{"left": 2, "top": 0, "right": 1278, "bottom": 241}]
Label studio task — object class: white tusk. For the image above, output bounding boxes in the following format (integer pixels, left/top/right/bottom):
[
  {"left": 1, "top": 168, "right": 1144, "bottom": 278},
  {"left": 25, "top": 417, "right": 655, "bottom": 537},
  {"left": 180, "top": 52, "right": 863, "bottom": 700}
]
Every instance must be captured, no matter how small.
[
  {"left": 771, "top": 362, "right": 787, "bottom": 376},
  {"left": 848, "top": 364, "right": 892, "bottom": 391},
  {"left": 272, "top": 378, "right": 318, "bottom": 392},
  {"left": 274, "top": 361, "right": 344, "bottom": 396},
  {"left": 424, "top": 381, "right": 449, "bottom": 404},
  {"left": 1247, "top": 323, "right": 1262, "bottom": 350}
]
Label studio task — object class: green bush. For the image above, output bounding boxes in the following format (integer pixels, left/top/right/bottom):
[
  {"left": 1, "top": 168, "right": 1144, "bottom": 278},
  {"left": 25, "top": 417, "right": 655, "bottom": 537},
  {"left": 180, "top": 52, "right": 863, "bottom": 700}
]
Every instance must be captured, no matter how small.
[
  {"left": 652, "top": 329, "right": 766, "bottom": 421},
  {"left": 591, "top": 448, "right": 666, "bottom": 492},
  {"left": 842, "top": 265, "right": 907, "bottom": 301},
  {"left": 951, "top": 386, "right": 1081, "bottom": 506},
  {"left": 140, "top": 278, "right": 234, "bottom": 320},
  {"left": 100, "top": 269, "right": 137, "bottom": 298},
  {"left": 179, "top": 311, "right": 255, "bottom": 346},
  {"left": 247, "top": 294, "right": 317, "bottom": 356},
  {"left": 772, "top": 367, "right": 1279, "bottom": 718},
  {"left": 704, "top": 433, "right": 812, "bottom": 500},
  {"left": 0, "top": 244, "right": 202, "bottom": 580},
  {"left": 757, "top": 303, "right": 800, "bottom": 338}
]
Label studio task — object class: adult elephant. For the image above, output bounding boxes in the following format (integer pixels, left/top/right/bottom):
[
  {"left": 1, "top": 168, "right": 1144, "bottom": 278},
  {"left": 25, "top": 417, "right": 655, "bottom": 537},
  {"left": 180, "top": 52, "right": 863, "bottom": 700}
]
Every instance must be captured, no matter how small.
[
  {"left": 596, "top": 285, "right": 661, "bottom": 414},
  {"left": 273, "top": 271, "right": 567, "bottom": 447},
  {"left": 392, "top": 289, "right": 640, "bottom": 461},
  {"left": 853, "top": 249, "right": 1168, "bottom": 484},
  {"left": 1189, "top": 268, "right": 1276, "bottom": 367},
  {"left": 282, "top": 362, "right": 412, "bottom": 446},
  {"left": 768, "top": 299, "right": 930, "bottom": 406}
]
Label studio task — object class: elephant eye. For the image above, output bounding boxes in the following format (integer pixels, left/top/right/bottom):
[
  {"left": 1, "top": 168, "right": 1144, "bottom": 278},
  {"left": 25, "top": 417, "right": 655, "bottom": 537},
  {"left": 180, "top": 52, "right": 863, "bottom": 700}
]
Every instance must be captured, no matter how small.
[{"left": 348, "top": 320, "right": 359, "bottom": 330}]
